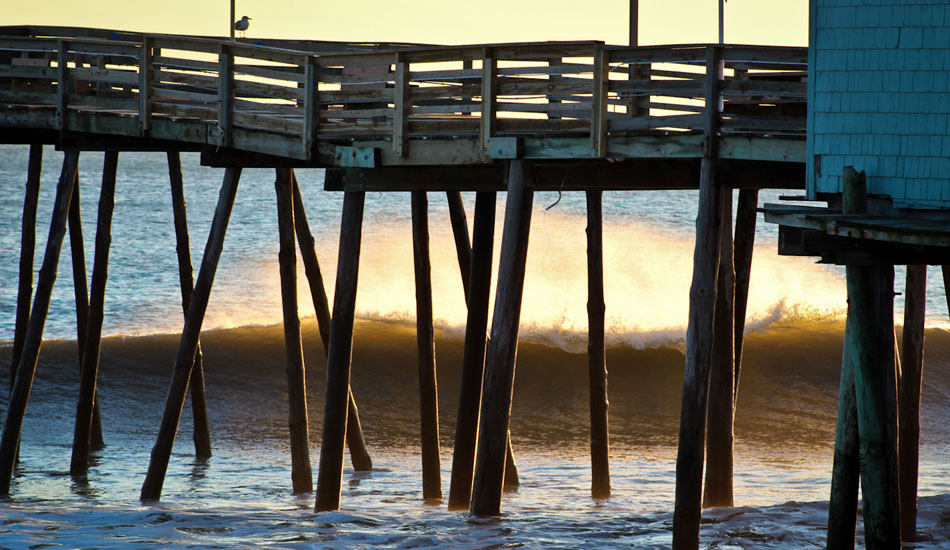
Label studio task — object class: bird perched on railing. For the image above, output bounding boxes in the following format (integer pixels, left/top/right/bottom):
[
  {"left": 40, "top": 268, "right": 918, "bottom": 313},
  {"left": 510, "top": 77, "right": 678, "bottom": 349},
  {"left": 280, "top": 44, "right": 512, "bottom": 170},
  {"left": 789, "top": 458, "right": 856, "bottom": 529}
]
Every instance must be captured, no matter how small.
[{"left": 234, "top": 15, "right": 251, "bottom": 38}]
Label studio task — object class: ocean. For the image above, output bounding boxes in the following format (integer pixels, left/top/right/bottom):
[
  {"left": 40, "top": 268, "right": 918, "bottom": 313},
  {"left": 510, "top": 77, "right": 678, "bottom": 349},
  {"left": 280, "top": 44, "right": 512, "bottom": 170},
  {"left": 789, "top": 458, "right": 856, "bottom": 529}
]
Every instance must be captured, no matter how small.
[{"left": 1, "top": 145, "right": 949, "bottom": 548}]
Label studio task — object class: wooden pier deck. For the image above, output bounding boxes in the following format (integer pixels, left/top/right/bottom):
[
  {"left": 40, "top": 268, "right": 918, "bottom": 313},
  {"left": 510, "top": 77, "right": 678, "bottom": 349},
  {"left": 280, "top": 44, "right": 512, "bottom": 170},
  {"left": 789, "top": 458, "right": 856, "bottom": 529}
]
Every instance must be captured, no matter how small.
[
  {"left": 1, "top": 25, "right": 813, "bottom": 550},
  {"left": 1, "top": 25, "right": 805, "bottom": 184}
]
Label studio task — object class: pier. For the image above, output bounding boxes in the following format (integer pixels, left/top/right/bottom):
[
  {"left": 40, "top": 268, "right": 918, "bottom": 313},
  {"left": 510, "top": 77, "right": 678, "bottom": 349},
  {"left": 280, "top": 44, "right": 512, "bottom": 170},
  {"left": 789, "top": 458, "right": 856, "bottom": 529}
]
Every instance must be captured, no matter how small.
[{"left": 0, "top": 17, "right": 936, "bottom": 550}]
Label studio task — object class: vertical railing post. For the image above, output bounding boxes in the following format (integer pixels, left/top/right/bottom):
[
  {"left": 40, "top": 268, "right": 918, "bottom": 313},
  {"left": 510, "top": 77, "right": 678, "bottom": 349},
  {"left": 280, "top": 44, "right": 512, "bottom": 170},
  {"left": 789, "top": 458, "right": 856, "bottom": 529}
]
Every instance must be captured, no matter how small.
[
  {"left": 590, "top": 43, "right": 609, "bottom": 158},
  {"left": 56, "top": 40, "right": 67, "bottom": 133},
  {"left": 139, "top": 36, "right": 153, "bottom": 136},
  {"left": 480, "top": 49, "right": 496, "bottom": 151},
  {"left": 303, "top": 55, "right": 318, "bottom": 160},
  {"left": 393, "top": 52, "right": 409, "bottom": 157},
  {"left": 218, "top": 44, "right": 234, "bottom": 149}
]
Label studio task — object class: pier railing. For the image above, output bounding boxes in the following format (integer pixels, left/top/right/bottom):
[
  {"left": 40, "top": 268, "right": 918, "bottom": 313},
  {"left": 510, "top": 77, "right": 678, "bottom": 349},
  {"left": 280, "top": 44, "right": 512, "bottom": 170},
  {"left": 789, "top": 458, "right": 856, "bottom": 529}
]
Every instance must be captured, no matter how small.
[{"left": 0, "top": 30, "right": 806, "bottom": 163}]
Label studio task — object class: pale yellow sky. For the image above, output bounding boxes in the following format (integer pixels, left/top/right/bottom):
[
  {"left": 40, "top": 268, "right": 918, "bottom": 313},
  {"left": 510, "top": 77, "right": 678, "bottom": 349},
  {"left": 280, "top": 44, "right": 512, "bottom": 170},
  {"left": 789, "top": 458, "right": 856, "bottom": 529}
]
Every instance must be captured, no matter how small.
[{"left": 6, "top": 0, "right": 807, "bottom": 47}]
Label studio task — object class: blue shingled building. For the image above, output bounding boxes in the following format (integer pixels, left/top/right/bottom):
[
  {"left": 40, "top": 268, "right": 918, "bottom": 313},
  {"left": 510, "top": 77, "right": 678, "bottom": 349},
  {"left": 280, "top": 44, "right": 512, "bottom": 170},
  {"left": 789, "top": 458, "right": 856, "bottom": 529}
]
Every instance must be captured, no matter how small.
[{"left": 807, "top": 0, "right": 950, "bottom": 209}]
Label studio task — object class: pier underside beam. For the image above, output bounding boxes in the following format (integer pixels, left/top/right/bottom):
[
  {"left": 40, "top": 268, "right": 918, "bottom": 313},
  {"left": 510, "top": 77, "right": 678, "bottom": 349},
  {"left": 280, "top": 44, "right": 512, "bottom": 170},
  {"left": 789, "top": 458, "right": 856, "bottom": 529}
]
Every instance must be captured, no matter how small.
[
  {"left": 470, "top": 159, "right": 533, "bottom": 516},
  {"left": 325, "top": 158, "right": 804, "bottom": 193},
  {"left": 140, "top": 166, "right": 242, "bottom": 501},
  {"left": 412, "top": 191, "right": 443, "bottom": 501},
  {"left": 315, "top": 191, "right": 366, "bottom": 512},
  {"left": 291, "top": 172, "right": 372, "bottom": 472},
  {"left": 167, "top": 151, "right": 212, "bottom": 460},
  {"left": 70, "top": 150, "right": 119, "bottom": 476},
  {"left": 0, "top": 150, "right": 79, "bottom": 495},
  {"left": 899, "top": 264, "right": 926, "bottom": 541},
  {"left": 275, "top": 168, "right": 314, "bottom": 494}
]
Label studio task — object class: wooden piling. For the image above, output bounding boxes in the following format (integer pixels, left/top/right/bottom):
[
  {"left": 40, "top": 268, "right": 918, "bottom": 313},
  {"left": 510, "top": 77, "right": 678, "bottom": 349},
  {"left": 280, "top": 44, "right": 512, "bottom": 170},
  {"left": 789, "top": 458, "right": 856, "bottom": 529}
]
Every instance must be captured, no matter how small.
[
  {"left": 315, "top": 191, "right": 365, "bottom": 512},
  {"left": 141, "top": 167, "right": 242, "bottom": 501},
  {"left": 291, "top": 173, "right": 372, "bottom": 472},
  {"left": 586, "top": 189, "right": 610, "bottom": 499},
  {"left": 703, "top": 188, "right": 734, "bottom": 508},
  {"left": 732, "top": 188, "right": 757, "bottom": 396},
  {"left": 446, "top": 191, "right": 472, "bottom": 297},
  {"left": 448, "top": 191, "right": 497, "bottom": 510},
  {"left": 70, "top": 150, "right": 119, "bottom": 476},
  {"left": 412, "top": 191, "right": 443, "bottom": 501},
  {"left": 0, "top": 150, "right": 79, "bottom": 495},
  {"left": 899, "top": 264, "right": 926, "bottom": 541},
  {"left": 470, "top": 159, "right": 533, "bottom": 516},
  {"left": 11, "top": 144, "right": 43, "bottom": 394},
  {"left": 827, "top": 310, "right": 861, "bottom": 549},
  {"left": 849, "top": 262, "right": 900, "bottom": 549},
  {"left": 167, "top": 151, "right": 212, "bottom": 460},
  {"left": 673, "top": 46, "right": 724, "bottom": 550},
  {"left": 826, "top": 168, "right": 866, "bottom": 548},
  {"left": 67, "top": 168, "right": 105, "bottom": 450},
  {"left": 839, "top": 165, "right": 900, "bottom": 548},
  {"left": 275, "top": 168, "right": 314, "bottom": 494}
]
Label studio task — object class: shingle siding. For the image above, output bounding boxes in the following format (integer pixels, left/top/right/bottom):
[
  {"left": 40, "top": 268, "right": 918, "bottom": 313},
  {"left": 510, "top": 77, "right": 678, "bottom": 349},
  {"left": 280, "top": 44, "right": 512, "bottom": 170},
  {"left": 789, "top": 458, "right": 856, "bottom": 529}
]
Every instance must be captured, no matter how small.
[{"left": 808, "top": 0, "right": 950, "bottom": 209}]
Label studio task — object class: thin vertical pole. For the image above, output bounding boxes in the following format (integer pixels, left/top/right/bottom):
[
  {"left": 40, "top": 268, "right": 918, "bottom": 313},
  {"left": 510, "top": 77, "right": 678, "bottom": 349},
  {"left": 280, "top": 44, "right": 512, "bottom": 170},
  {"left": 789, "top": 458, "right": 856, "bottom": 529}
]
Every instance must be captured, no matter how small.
[
  {"left": 141, "top": 167, "right": 241, "bottom": 501},
  {"left": 315, "top": 191, "right": 365, "bottom": 512},
  {"left": 12, "top": 144, "right": 43, "bottom": 393},
  {"left": 291, "top": 173, "right": 372, "bottom": 472},
  {"left": 673, "top": 46, "right": 724, "bottom": 550},
  {"left": 586, "top": 189, "right": 610, "bottom": 499},
  {"left": 629, "top": 0, "right": 638, "bottom": 46},
  {"left": 275, "top": 168, "right": 313, "bottom": 494},
  {"left": 448, "top": 191, "right": 497, "bottom": 510},
  {"left": 67, "top": 169, "right": 105, "bottom": 449},
  {"left": 412, "top": 191, "right": 442, "bottom": 501},
  {"left": 470, "top": 159, "right": 533, "bottom": 516},
  {"left": 703, "top": 188, "right": 735, "bottom": 508},
  {"left": 70, "top": 150, "right": 118, "bottom": 476},
  {"left": 732, "top": 188, "right": 757, "bottom": 397},
  {"left": 0, "top": 150, "right": 79, "bottom": 495},
  {"left": 899, "top": 264, "right": 926, "bottom": 541},
  {"left": 167, "top": 152, "right": 212, "bottom": 459}
]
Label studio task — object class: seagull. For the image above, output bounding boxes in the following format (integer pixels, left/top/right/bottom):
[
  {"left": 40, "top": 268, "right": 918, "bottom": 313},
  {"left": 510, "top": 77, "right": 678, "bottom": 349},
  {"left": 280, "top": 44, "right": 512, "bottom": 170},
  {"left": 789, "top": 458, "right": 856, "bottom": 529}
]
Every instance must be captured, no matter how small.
[{"left": 234, "top": 15, "right": 251, "bottom": 38}]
